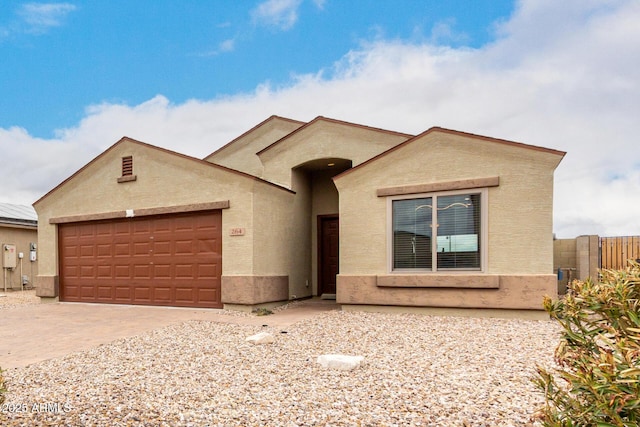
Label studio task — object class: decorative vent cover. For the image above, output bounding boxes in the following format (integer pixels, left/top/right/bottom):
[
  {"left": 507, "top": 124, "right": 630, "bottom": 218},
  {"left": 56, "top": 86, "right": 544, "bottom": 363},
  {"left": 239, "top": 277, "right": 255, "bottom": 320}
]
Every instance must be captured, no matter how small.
[{"left": 122, "top": 156, "right": 133, "bottom": 176}]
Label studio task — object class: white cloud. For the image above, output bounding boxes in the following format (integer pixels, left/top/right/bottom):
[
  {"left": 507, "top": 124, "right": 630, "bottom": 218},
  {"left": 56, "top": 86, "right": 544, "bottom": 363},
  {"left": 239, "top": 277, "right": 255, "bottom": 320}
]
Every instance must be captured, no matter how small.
[
  {"left": 196, "top": 38, "right": 236, "bottom": 57},
  {"left": 1, "top": 0, "right": 639, "bottom": 238},
  {"left": 311, "top": 0, "right": 326, "bottom": 10},
  {"left": 218, "top": 38, "right": 235, "bottom": 53},
  {"left": 429, "top": 19, "right": 469, "bottom": 45},
  {"left": 251, "top": 0, "right": 302, "bottom": 31},
  {"left": 17, "top": 2, "right": 77, "bottom": 34}
]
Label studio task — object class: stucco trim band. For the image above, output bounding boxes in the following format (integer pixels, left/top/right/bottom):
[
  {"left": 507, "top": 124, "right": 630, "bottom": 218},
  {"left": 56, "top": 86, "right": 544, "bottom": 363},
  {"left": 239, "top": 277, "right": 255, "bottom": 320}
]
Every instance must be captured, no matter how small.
[
  {"left": 376, "top": 176, "right": 500, "bottom": 197},
  {"left": 221, "top": 275, "right": 289, "bottom": 305},
  {"left": 337, "top": 274, "right": 556, "bottom": 311},
  {"left": 49, "top": 201, "right": 230, "bottom": 224},
  {"left": 341, "top": 305, "right": 549, "bottom": 320},
  {"left": 376, "top": 274, "right": 499, "bottom": 289}
]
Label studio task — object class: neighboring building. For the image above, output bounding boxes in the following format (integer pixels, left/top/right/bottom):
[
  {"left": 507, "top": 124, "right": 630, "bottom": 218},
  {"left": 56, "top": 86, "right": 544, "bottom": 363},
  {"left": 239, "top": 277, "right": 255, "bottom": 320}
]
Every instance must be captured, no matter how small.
[
  {"left": 33, "top": 116, "right": 565, "bottom": 317},
  {"left": 0, "top": 203, "right": 38, "bottom": 291}
]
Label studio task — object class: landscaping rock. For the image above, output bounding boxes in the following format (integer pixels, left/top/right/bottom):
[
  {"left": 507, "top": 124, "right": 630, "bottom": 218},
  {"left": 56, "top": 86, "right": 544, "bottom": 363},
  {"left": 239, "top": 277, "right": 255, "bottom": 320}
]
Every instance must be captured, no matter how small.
[
  {"left": 245, "top": 331, "right": 275, "bottom": 345},
  {"left": 317, "top": 354, "right": 364, "bottom": 371}
]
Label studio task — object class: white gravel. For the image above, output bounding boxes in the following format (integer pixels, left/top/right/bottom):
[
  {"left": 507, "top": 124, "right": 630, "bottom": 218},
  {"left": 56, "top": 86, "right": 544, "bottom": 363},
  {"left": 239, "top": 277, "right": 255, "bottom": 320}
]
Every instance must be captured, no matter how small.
[
  {"left": 1, "top": 308, "right": 560, "bottom": 426},
  {"left": 0, "top": 290, "right": 40, "bottom": 309}
]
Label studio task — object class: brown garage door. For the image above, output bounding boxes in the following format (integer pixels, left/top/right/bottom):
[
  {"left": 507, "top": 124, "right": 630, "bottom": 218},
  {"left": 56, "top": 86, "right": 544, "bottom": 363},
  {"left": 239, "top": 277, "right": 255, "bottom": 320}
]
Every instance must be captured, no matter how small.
[{"left": 59, "top": 210, "right": 222, "bottom": 308}]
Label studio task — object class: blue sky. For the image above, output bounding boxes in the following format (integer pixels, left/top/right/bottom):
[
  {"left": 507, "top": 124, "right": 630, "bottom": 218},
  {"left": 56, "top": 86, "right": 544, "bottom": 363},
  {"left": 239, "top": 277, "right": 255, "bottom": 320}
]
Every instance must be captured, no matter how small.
[
  {"left": 0, "top": 0, "right": 639, "bottom": 238},
  {"left": 1, "top": 1, "right": 512, "bottom": 137}
]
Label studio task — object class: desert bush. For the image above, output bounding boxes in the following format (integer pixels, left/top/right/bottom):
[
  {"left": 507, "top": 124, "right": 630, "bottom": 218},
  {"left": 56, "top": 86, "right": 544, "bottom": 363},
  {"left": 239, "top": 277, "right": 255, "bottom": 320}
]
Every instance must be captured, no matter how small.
[
  {"left": 534, "top": 261, "right": 640, "bottom": 426},
  {"left": 0, "top": 366, "right": 6, "bottom": 405}
]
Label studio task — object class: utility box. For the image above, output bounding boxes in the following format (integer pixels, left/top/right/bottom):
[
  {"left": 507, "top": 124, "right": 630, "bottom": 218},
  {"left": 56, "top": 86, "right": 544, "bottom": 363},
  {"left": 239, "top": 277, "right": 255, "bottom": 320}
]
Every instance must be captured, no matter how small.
[{"left": 3, "top": 244, "right": 17, "bottom": 269}]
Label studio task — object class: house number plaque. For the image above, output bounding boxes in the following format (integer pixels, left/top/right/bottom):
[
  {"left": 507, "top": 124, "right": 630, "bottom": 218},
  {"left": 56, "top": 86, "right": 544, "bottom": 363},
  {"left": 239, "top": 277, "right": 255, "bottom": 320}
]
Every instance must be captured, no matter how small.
[{"left": 230, "top": 228, "right": 245, "bottom": 236}]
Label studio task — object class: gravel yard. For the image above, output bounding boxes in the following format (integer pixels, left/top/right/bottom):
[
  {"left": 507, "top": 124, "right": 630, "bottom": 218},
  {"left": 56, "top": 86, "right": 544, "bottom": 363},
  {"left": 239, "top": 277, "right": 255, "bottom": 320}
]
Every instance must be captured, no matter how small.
[
  {"left": 0, "top": 290, "right": 40, "bottom": 309},
  {"left": 1, "top": 302, "right": 560, "bottom": 427}
]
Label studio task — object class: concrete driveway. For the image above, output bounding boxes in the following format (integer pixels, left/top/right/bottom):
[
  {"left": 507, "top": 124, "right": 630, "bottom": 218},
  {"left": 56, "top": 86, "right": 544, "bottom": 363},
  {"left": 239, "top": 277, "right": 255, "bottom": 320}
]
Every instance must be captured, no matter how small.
[{"left": 0, "top": 299, "right": 339, "bottom": 370}]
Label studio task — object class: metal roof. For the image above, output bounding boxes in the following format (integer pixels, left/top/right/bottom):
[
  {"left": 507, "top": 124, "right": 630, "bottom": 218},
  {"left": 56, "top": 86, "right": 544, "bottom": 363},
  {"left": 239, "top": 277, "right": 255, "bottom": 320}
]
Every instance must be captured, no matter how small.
[{"left": 0, "top": 203, "right": 37, "bottom": 225}]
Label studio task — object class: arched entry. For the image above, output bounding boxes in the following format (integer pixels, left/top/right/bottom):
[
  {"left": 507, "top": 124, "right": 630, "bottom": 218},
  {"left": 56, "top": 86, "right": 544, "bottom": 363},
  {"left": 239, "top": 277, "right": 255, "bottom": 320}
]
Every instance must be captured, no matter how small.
[{"left": 292, "top": 158, "right": 351, "bottom": 298}]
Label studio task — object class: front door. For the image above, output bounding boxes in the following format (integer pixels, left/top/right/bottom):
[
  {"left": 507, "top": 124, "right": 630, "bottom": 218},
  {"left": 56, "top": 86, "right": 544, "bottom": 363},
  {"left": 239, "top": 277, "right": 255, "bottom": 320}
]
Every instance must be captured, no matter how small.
[{"left": 318, "top": 215, "right": 339, "bottom": 295}]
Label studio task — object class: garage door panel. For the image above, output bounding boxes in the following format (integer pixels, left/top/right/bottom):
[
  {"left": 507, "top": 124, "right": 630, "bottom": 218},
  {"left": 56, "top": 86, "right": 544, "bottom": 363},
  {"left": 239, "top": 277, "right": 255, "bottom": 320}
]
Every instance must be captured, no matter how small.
[
  {"left": 96, "top": 244, "right": 112, "bottom": 257},
  {"left": 80, "top": 286, "right": 96, "bottom": 298},
  {"left": 113, "top": 265, "right": 130, "bottom": 278},
  {"left": 114, "top": 286, "right": 131, "bottom": 301},
  {"left": 132, "top": 264, "right": 151, "bottom": 277},
  {"left": 133, "top": 242, "right": 151, "bottom": 256},
  {"left": 155, "top": 290, "right": 171, "bottom": 304},
  {"left": 132, "top": 221, "right": 151, "bottom": 234},
  {"left": 153, "top": 264, "right": 171, "bottom": 279},
  {"left": 174, "top": 240, "right": 193, "bottom": 254},
  {"left": 63, "top": 245, "right": 79, "bottom": 257},
  {"left": 97, "top": 266, "right": 112, "bottom": 278},
  {"left": 175, "top": 287, "right": 195, "bottom": 302},
  {"left": 154, "top": 241, "right": 171, "bottom": 255},
  {"left": 59, "top": 210, "right": 222, "bottom": 308},
  {"left": 198, "top": 263, "right": 218, "bottom": 279},
  {"left": 114, "top": 222, "right": 130, "bottom": 235},
  {"left": 63, "top": 284, "right": 80, "bottom": 298},
  {"left": 63, "top": 264, "right": 79, "bottom": 278},
  {"left": 157, "top": 216, "right": 174, "bottom": 228},
  {"left": 197, "top": 238, "right": 217, "bottom": 254},
  {"left": 114, "top": 243, "right": 130, "bottom": 256},
  {"left": 97, "top": 286, "right": 113, "bottom": 299},
  {"left": 134, "top": 287, "right": 152, "bottom": 301},
  {"left": 198, "top": 288, "right": 219, "bottom": 304},
  {"left": 80, "top": 227, "right": 94, "bottom": 237},
  {"left": 175, "top": 264, "right": 194, "bottom": 278},
  {"left": 80, "top": 265, "right": 95, "bottom": 279}
]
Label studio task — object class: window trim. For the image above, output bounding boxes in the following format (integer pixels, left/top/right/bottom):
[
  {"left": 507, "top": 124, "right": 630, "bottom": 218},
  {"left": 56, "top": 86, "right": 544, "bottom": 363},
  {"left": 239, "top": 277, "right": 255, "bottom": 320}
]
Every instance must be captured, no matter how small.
[{"left": 387, "top": 188, "right": 488, "bottom": 273}]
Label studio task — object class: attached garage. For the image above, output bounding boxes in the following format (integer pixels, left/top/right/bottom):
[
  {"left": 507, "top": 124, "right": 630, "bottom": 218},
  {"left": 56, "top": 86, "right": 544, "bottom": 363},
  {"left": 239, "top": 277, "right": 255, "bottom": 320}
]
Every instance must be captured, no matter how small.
[
  {"left": 33, "top": 117, "right": 564, "bottom": 317},
  {"left": 58, "top": 210, "right": 222, "bottom": 308}
]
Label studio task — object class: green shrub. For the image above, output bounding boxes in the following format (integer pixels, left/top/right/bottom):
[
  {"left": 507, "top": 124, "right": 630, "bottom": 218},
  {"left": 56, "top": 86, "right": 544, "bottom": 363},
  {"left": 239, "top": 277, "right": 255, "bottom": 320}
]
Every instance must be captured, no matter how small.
[
  {"left": 534, "top": 261, "right": 640, "bottom": 426},
  {"left": 0, "top": 366, "right": 6, "bottom": 405},
  {"left": 253, "top": 307, "right": 273, "bottom": 316}
]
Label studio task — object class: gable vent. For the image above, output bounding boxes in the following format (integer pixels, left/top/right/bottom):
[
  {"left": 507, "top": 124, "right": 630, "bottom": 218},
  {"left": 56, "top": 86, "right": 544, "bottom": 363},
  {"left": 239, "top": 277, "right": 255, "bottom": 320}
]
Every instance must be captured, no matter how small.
[
  {"left": 122, "top": 156, "right": 133, "bottom": 176},
  {"left": 117, "top": 155, "right": 137, "bottom": 183}
]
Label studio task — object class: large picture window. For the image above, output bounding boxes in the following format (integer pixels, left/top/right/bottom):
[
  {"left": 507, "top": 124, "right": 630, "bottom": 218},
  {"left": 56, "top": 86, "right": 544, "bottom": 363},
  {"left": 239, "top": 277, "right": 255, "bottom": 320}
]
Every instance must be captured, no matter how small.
[{"left": 391, "top": 191, "right": 483, "bottom": 271}]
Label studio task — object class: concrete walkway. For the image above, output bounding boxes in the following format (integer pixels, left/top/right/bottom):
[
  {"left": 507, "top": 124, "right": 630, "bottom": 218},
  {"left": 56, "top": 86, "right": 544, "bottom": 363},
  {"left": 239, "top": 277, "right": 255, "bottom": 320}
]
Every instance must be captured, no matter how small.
[{"left": 0, "top": 299, "right": 339, "bottom": 370}]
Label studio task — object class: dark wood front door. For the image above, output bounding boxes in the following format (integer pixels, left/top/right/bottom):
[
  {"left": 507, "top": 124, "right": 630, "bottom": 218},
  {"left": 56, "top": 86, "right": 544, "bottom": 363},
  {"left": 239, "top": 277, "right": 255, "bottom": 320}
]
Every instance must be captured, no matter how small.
[{"left": 318, "top": 215, "right": 339, "bottom": 295}]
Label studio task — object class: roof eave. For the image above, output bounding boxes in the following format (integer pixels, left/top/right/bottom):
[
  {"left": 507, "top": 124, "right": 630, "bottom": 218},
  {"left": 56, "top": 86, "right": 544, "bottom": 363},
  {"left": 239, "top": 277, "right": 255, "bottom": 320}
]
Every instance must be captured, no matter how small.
[
  {"left": 334, "top": 126, "right": 566, "bottom": 181},
  {"left": 255, "top": 116, "right": 414, "bottom": 157}
]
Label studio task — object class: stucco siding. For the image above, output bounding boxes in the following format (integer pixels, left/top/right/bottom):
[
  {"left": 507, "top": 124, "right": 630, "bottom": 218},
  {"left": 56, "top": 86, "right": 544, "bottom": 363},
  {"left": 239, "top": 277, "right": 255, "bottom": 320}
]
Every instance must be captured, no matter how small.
[
  {"left": 205, "top": 118, "right": 303, "bottom": 177},
  {"left": 0, "top": 225, "right": 38, "bottom": 290},
  {"left": 335, "top": 131, "right": 562, "bottom": 277},
  {"left": 34, "top": 140, "right": 261, "bottom": 284},
  {"left": 337, "top": 274, "right": 557, "bottom": 310},
  {"left": 287, "top": 169, "right": 313, "bottom": 298},
  {"left": 251, "top": 181, "right": 295, "bottom": 276},
  {"left": 259, "top": 121, "right": 410, "bottom": 188}
]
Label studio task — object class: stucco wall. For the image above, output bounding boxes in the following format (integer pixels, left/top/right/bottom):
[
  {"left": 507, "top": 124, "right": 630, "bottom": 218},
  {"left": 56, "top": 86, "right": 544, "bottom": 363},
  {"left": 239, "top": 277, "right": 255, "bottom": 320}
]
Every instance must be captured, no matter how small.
[
  {"left": 33, "top": 139, "right": 282, "bottom": 293},
  {"left": 554, "top": 238, "right": 577, "bottom": 294},
  {"left": 576, "top": 235, "right": 600, "bottom": 281},
  {"left": 333, "top": 130, "right": 563, "bottom": 311},
  {"left": 335, "top": 131, "right": 562, "bottom": 276},
  {"left": 0, "top": 225, "right": 38, "bottom": 290},
  {"left": 286, "top": 169, "right": 313, "bottom": 299},
  {"left": 252, "top": 180, "right": 296, "bottom": 276},
  {"left": 259, "top": 120, "right": 410, "bottom": 188},
  {"left": 205, "top": 117, "right": 303, "bottom": 177}
]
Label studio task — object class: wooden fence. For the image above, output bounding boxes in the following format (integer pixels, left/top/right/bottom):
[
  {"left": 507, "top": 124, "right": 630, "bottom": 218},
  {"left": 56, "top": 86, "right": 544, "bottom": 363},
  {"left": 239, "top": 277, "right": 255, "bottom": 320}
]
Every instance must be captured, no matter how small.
[{"left": 600, "top": 236, "right": 640, "bottom": 270}]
